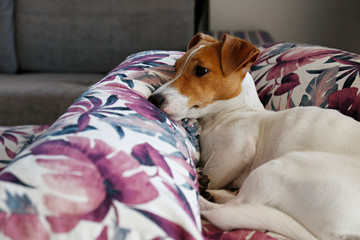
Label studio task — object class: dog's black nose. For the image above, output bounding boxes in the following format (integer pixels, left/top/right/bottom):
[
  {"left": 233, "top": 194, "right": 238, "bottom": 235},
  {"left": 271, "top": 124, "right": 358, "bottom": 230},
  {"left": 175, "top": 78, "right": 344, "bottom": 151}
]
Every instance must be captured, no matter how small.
[{"left": 148, "top": 94, "right": 165, "bottom": 108}]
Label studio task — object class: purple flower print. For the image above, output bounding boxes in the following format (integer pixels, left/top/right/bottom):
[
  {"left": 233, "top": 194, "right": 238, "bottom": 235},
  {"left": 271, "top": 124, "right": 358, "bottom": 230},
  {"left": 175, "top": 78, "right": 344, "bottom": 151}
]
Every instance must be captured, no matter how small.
[
  {"left": 98, "top": 83, "right": 169, "bottom": 123},
  {"left": 125, "top": 99, "right": 168, "bottom": 123},
  {"left": 266, "top": 47, "right": 341, "bottom": 81},
  {"left": 300, "top": 66, "right": 339, "bottom": 108},
  {"left": 0, "top": 125, "right": 50, "bottom": 165},
  {"left": 132, "top": 143, "right": 173, "bottom": 177},
  {"left": 257, "top": 84, "right": 274, "bottom": 107},
  {"left": 0, "top": 128, "right": 28, "bottom": 160},
  {"left": 256, "top": 73, "right": 300, "bottom": 109},
  {"left": 274, "top": 73, "right": 300, "bottom": 96},
  {"left": 62, "top": 94, "right": 125, "bottom": 132},
  {"left": 203, "top": 223, "right": 277, "bottom": 240},
  {"left": 31, "top": 136, "right": 159, "bottom": 229},
  {"left": 124, "top": 65, "right": 175, "bottom": 90},
  {"left": 0, "top": 212, "right": 50, "bottom": 240},
  {"left": 0, "top": 129, "right": 26, "bottom": 146},
  {"left": 56, "top": 90, "right": 136, "bottom": 136},
  {"left": 329, "top": 87, "right": 360, "bottom": 121},
  {"left": 330, "top": 55, "right": 360, "bottom": 88},
  {"left": 136, "top": 210, "right": 197, "bottom": 240},
  {"left": 111, "top": 53, "right": 171, "bottom": 72}
]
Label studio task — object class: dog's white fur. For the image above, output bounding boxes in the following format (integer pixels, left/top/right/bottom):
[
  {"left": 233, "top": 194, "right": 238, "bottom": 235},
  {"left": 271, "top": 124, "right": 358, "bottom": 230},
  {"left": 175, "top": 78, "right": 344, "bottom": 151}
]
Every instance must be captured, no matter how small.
[{"left": 153, "top": 37, "right": 360, "bottom": 240}]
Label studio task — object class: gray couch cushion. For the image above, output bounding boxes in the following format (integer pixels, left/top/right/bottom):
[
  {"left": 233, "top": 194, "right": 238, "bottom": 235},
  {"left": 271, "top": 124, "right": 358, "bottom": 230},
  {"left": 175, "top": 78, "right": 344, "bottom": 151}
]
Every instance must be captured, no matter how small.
[
  {"left": 15, "top": 0, "right": 195, "bottom": 73},
  {"left": 0, "top": 73, "right": 103, "bottom": 125},
  {"left": 0, "top": 0, "right": 17, "bottom": 73}
]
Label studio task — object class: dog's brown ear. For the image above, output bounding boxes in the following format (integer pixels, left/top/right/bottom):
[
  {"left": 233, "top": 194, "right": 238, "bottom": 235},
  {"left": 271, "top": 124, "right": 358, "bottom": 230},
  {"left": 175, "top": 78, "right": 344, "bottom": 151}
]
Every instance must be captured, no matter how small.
[
  {"left": 220, "top": 34, "right": 260, "bottom": 76},
  {"left": 187, "top": 33, "right": 218, "bottom": 50}
]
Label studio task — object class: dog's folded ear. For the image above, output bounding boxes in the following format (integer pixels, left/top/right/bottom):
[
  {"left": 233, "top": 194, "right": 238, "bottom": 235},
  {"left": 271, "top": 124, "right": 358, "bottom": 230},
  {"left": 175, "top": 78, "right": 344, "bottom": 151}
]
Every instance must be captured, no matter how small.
[
  {"left": 220, "top": 34, "right": 260, "bottom": 76},
  {"left": 187, "top": 33, "right": 218, "bottom": 50}
]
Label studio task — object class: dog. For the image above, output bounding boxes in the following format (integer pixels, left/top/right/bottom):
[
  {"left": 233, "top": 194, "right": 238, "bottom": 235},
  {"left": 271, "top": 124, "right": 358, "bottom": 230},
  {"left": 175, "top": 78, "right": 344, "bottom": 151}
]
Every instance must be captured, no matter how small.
[{"left": 149, "top": 33, "right": 360, "bottom": 240}]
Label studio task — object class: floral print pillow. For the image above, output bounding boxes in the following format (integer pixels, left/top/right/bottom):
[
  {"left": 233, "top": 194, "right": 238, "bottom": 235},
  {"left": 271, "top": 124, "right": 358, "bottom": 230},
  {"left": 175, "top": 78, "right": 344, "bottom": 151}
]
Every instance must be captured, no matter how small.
[
  {"left": 0, "top": 51, "right": 203, "bottom": 239},
  {"left": 251, "top": 42, "right": 360, "bottom": 121}
]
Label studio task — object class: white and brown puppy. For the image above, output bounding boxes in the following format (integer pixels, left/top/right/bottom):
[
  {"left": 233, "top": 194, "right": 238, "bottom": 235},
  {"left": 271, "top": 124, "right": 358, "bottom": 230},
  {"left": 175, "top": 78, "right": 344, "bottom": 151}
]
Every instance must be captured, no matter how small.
[{"left": 150, "top": 33, "right": 360, "bottom": 240}]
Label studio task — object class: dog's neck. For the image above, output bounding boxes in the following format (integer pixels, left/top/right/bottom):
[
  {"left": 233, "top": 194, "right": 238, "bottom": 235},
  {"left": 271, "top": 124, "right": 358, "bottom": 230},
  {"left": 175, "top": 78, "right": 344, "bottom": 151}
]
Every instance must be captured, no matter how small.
[{"left": 199, "top": 73, "right": 265, "bottom": 126}]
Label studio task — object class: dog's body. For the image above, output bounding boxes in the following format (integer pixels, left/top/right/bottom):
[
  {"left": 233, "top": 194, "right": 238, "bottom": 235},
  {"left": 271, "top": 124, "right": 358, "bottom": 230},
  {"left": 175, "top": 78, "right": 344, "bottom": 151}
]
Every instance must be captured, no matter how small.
[
  {"left": 199, "top": 73, "right": 360, "bottom": 240},
  {"left": 150, "top": 33, "right": 360, "bottom": 240}
]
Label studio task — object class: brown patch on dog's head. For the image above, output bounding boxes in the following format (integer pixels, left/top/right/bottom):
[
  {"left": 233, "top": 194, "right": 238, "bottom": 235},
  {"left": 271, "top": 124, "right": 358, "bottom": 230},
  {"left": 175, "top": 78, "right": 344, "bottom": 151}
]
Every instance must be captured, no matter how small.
[
  {"left": 172, "top": 33, "right": 260, "bottom": 110},
  {"left": 220, "top": 34, "right": 260, "bottom": 77},
  {"left": 187, "top": 33, "right": 218, "bottom": 50}
]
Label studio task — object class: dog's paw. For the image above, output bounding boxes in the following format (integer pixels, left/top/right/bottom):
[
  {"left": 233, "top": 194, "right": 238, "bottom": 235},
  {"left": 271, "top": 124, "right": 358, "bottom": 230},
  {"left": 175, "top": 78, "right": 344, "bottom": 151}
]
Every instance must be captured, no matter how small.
[
  {"left": 196, "top": 167, "right": 210, "bottom": 192},
  {"left": 196, "top": 167, "right": 214, "bottom": 202}
]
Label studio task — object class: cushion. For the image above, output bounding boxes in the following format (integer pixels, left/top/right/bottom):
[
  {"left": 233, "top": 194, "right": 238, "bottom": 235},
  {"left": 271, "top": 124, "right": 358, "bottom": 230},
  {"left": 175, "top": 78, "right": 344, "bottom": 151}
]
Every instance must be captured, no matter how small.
[
  {"left": 15, "top": 0, "right": 195, "bottom": 73},
  {"left": 0, "top": 51, "right": 202, "bottom": 239},
  {"left": 0, "top": 125, "right": 50, "bottom": 170},
  {"left": 251, "top": 42, "right": 360, "bottom": 121},
  {"left": 0, "top": 0, "right": 17, "bottom": 73}
]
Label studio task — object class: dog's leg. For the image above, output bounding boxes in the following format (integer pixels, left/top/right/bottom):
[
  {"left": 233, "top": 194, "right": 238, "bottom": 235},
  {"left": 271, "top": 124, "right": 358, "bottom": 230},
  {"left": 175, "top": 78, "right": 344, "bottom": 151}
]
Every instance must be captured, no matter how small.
[
  {"left": 199, "top": 190, "right": 237, "bottom": 212},
  {"left": 199, "top": 195, "right": 219, "bottom": 212},
  {"left": 201, "top": 202, "right": 318, "bottom": 240},
  {"left": 200, "top": 190, "right": 315, "bottom": 240},
  {"left": 207, "top": 189, "right": 237, "bottom": 203},
  {"left": 201, "top": 131, "right": 257, "bottom": 189},
  {"left": 200, "top": 153, "right": 325, "bottom": 240}
]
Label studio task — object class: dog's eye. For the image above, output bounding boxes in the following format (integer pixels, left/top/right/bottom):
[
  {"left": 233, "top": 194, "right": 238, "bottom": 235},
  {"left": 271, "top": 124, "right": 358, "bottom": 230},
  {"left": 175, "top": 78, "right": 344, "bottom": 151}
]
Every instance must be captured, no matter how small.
[{"left": 194, "top": 66, "right": 209, "bottom": 77}]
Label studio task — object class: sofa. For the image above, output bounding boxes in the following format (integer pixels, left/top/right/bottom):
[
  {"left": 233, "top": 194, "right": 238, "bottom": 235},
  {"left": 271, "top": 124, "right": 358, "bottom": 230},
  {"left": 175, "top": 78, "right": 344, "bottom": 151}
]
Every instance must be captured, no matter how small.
[
  {"left": 0, "top": 0, "right": 195, "bottom": 126},
  {"left": 0, "top": 33, "right": 359, "bottom": 238}
]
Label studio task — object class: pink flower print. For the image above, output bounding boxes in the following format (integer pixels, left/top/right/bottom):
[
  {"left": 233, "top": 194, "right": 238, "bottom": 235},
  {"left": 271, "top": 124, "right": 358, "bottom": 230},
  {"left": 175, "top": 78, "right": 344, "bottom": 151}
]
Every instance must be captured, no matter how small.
[
  {"left": 0, "top": 213, "right": 50, "bottom": 240},
  {"left": 45, "top": 216, "right": 82, "bottom": 234},
  {"left": 32, "top": 125, "right": 51, "bottom": 134},
  {"left": 32, "top": 136, "right": 159, "bottom": 225},
  {"left": 331, "top": 55, "right": 360, "bottom": 88},
  {"left": 125, "top": 65, "right": 175, "bottom": 88},
  {"left": 125, "top": 98, "right": 168, "bottom": 123},
  {"left": 329, "top": 87, "right": 360, "bottom": 121},
  {"left": 257, "top": 84, "right": 274, "bottom": 107},
  {"left": 0, "top": 128, "right": 27, "bottom": 160},
  {"left": 132, "top": 143, "right": 173, "bottom": 177},
  {"left": 274, "top": 73, "right": 300, "bottom": 96},
  {"left": 267, "top": 47, "right": 341, "bottom": 80},
  {"left": 112, "top": 53, "right": 171, "bottom": 72},
  {"left": 202, "top": 223, "right": 278, "bottom": 240}
]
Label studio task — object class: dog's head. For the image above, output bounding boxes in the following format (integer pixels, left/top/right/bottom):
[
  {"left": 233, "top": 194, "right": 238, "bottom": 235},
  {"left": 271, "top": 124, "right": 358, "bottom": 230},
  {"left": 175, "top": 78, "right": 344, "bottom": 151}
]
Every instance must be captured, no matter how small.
[{"left": 149, "top": 33, "right": 260, "bottom": 121}]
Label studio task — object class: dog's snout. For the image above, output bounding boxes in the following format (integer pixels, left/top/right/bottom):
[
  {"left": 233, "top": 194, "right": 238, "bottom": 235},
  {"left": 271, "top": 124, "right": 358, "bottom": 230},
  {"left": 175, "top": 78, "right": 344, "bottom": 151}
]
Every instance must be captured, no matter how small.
[{"left": 149, "top": 94, "right": 165, "bottom": 108}]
